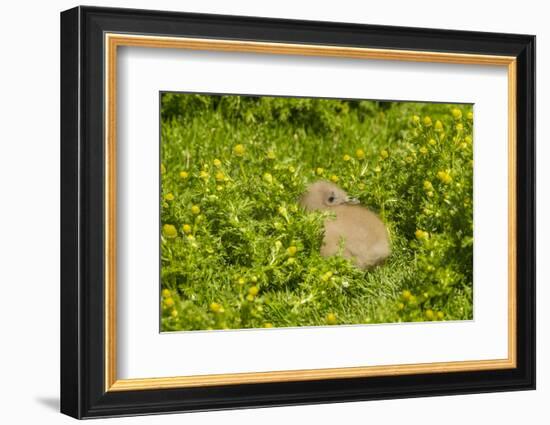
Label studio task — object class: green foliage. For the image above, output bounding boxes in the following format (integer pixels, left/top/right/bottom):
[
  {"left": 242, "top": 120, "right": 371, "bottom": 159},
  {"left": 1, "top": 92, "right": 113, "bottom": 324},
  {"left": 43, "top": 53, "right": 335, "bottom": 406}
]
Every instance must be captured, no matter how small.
[{"left": 160, "top": 94, "right": 474, "bottom": 331}]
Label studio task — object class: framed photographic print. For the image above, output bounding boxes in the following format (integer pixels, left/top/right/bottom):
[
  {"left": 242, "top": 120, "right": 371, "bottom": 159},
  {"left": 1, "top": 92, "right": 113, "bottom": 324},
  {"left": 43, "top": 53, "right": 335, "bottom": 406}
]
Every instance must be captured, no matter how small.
[{"left": 60, "top": 6, "right": 536, "bottom": 419}]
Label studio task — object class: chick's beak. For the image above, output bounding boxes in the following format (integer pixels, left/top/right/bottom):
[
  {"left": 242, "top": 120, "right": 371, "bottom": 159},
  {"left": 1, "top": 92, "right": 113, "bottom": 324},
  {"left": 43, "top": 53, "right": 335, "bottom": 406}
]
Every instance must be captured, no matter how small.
[{"left": 346, "top": 197, "right": 360, "bottom": 205}]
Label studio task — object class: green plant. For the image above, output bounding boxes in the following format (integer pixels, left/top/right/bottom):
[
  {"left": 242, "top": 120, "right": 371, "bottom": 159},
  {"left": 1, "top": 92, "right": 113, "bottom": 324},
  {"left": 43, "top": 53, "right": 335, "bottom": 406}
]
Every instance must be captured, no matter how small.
[{"left": 160, "top": 94, "right": 473, "bottom": 331}]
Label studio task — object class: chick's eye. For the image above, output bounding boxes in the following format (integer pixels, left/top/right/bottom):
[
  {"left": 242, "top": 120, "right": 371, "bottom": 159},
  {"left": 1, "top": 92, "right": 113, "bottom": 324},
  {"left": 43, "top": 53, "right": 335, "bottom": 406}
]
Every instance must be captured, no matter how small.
[{"left": 328, "top": 195, "right": 335, "bottom": 203}]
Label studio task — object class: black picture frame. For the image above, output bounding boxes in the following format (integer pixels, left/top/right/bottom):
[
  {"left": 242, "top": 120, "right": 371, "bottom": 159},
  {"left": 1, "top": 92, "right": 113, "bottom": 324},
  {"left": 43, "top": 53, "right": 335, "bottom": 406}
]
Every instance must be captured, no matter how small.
[{"left": 60, "top": 5, "right": 535, "bottom": 419}]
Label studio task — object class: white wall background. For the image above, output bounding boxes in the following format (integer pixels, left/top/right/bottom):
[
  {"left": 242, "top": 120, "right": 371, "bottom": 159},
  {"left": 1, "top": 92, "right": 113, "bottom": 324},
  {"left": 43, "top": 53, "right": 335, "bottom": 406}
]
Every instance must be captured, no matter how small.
[{"left": 0, "top": 0, "right": 545, "bottom": 423}]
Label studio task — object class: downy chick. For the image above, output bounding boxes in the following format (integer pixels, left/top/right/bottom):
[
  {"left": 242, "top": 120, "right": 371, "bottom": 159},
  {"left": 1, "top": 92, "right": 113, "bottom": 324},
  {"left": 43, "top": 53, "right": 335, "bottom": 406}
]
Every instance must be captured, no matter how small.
[{"left": 299, "top": 180, "right": 390, "bottom": 269}]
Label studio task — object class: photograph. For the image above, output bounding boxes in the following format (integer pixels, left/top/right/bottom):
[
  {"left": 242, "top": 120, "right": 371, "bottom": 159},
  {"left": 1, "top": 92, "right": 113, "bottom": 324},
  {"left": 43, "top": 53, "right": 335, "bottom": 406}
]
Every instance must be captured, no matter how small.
[{"left": 159, "top": 93, "right": 474, "bottom": 332}]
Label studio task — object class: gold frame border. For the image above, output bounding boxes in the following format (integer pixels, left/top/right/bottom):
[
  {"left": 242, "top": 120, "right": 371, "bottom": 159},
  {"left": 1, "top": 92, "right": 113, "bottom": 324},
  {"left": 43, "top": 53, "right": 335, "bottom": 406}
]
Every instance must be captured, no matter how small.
[{"left": 104, "top": 33, "right": 518, "bottom": 392}]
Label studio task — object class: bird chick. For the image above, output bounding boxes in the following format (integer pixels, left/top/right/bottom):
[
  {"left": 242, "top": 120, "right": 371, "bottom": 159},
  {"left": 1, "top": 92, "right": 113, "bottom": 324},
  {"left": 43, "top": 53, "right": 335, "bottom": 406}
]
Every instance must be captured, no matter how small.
[{"left": 299, "top": 180, "right": 390, "bottom": 269}]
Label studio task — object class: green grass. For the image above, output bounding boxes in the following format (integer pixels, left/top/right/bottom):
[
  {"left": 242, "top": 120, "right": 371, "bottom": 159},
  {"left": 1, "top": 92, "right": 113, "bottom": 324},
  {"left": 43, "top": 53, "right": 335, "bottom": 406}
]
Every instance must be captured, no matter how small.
[{"left": 160, "top": 94, "right": 473, "bottom": 331}]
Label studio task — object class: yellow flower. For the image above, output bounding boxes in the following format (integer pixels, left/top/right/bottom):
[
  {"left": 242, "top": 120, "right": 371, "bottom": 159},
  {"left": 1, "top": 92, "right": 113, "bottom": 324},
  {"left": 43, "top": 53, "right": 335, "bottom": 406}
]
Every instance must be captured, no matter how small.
[
  {"left": 277, "top": 205, "right": 287, "bottom": 215},
  {"left": 191, "top": 205, "right": 201, "bottom": 215},
  {"left": 199, "top": 170, "right": 209, "bottom": 179},
  {"left": 250, "top": 276, "right": 258, "bottom": 283},
  {"left": 286, "top": 257, "right": 296, "bottom": 265},
  {"left": 419, "top": 146, "right": 428, "bottom": 155},
  {"left": 456, "top": 123, "right": 464, "bottom": 131},
  {"left": 425, "top": 309, "right": 435, "bottom": 320},
  {"left": 355, "top": 149, "right": 365, "bottom": 160},
  {"left": 315, "top": 167, "right": 324, "bottom": 175},
  {"left": 182, "top": 224, "right": 192, "bottom": 234},
  {"left": 263, "top": 172, "right": 273, "bottom": 184},
  {"left": 233, "top": 144, "right": 245, "bottom": 156},
  {"left": 160, "top": 164, "right": 166, "bottom": 174},
  {"left": 164, "top": 193, "right": 175, "bottom": 201},
  {"left": 209, "top": 302, "right": 223, "bottom": 313},
  {"left": 179, "top": 171, "right": 189, "bottom": 179},
  {"left": 451, "top": 108, "right": 463, "bottom": 120},
  {"left": 402, "top": 290, "right": 412, "bottom": 300},
  {"left": 358, "top": 183, "right": 365, "bottom": 190},
  {"left": 405, "top": 156, "right": 413, "bottom": 164},
  {"left": 415, "top": 229, "right": 429, "bottom": 240},
  {"left": 213, "top": 158, "right": 222, "bottom": 167},
  {"left": 428, "top": 138, "right": 436, "bottom": 146},
  {"left": 161, "top": 289, "right": 171, "bottom": 298},
  {"left": 412, "top": 115, "right": 420, "bottom": 124},
  {"left": 467, "top": 111, "right": 474, "bottom": 120},
  {"left": 321, "top": 271, "right": 333, "bottom": 282},
  {"left": 267, "top": 150, "right": 276, "bottom": 160},
  {"left": 164, "top": 297, "right": 175, "bottom": 308},
  {"left": 288, "top": 165, "right": 296, "bottom": 173},
  {"left": 162, "top": 224, "right": 177, "bottom": 238},
  {"left": 374, "top": 166, "right": 381, "bottom": 173},
  {"left": 287, "top": 246, "right": 297, "bottom": 256},
  {"left": 343, "top": 154, "right": 351, "bottom": 161},
  {"left": 237, "top": 277, "right": 246, "bottom": 285},
  {"left": 246, "top": 294, "right": 255, "bottom": 302},
  {"left": 380, "top": 149, "right": 389, "bottom": 159},
  {"left": 423, "top": 180, "right": 433, "bottom": 191},
  {"left": 326, "top": 313, "right": 337, "bottom": 325},
  {"left": 423, "top": 116, "right": 432, "bottom": 127},
  {"left": 216, "top": 185, "right": 223, "bottom": 191},
  {"left": 215, "top": 171, "right": 225, "bottom": 182},
  {"left": 398, "top": 302, "right": 405, "bottom": 310},
  {"left": 248, "top": 286, "right": 259, "bottom": 296},
  {"left": 170, "top": 309, "right": 178, "bottom": 318},
  {"left": 434, "top": 120, "right": 444, "bottom": 132},
  {"left": 437, "top": 311, "right": 445, "bottom": 320},
  {"left": 264, "top": 322, "right": 273, "bottom": 328},
  {"left": 186, "top": 235, "right": 195, "bottom": 241},
  {"left": 330, "top": 175, "right": 339, "bottom": 183},
  {"left": 437, "top": 170, "right": 452, "bottom": 184},
  {"left": 465, "top": 135, "right": 473, "bottom": 144}
]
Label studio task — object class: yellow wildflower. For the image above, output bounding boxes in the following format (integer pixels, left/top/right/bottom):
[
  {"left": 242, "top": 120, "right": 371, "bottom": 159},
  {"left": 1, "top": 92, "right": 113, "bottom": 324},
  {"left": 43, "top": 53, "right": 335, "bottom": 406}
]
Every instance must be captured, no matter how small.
[
  {"left": 456, "top": 123, "right": 464, "bottom": 131},
  {"left": 425, "top": 309, "right": 435, "bottom": 320},
  {"left": 380, "top": 149, "right": 389, "bottom": 159},
  {"left": 179, "top": 171, "right": 189, "bottom": 179},
  {"left": 161, "top": 289, "right": 171, "bottom": 298},
  {"left": 423, "top": 116, "right": 432, "bottom": 127},
  {"left": 248, "top": 286, "right": 259, "bottom": 296},
  {"left": 315, "top": 167, "right": 324, "bottom": 175},
  {"left": 326, "top": 313, "right": 337, "bottom": 325},
  {"left": 191, "top": 205, "right": 201, "bottom": 215},
  {"left": 162, "top": 224, "right": 177, "bottom": 239},
  {"left": 182, "top": 224, "right": 192, "bottom": 234},
  {"left": 451, "top": 108, "right": 462, "bottom": 120},
  {"left": 164, "top": 193, "right": 175, "bottom": 201},
  {"left": 467, "top": 111, "right": 474, "bottom": 120},
  {"left": 330, "top": 175, "right": 339, "bottom": 183},
  {"left": 402, "top": 290, "right": 412, "bottom": 300},
  {"left": 213, "top": 158, "right": 222, "bottom": 167},
  {"left": 434, "top": 120, "right": 444, "bottom": 132},
  {"left": 415, "top": 229, "right": 429, "bottom": 240},
  {"left": 170, "top": 309, "right": 178, "bottom": 318},
  {"left": 199, "top": 170, "right": 209, "bottom": 179},
  {"left": 355, "top": 149, "right": 365, "bottom": 160},
  {"left": 437, "top": 170, "right": 452, "bottom": 184},
  {"left": 263, "top": 172, "right": 273, "bottom": 183},
  {"left": 423, "top": 180, "right": 433, "bottom": 191},
  {"left": 287, "top": 246, "right": 297, "bottom": 256},
  {"left": 264, "top": 323, "right": 273, "bottom": 328},
  {"left": 160, "top": 164, "right": 166, "bottom": 174},
  {"left": 164, "top": 297, "right": 175, "bottom": 308},
  {"left": 215, "top": 171, "right": 225, "bottom": 182},
  {"left": 428, "top": 138, "right": 436, "bottom": 146},
  {"left": 209, "top": 302, "right": 223, "bottom": 313},
  {"left": 233, "top": 144, "right": 245, "bottom": 156},
  {"left": 267, "top": 150, "right": 276, "bottom": 160},
  {"left": 412, "top": 115, "right": 420, "bottom": 124},
  {"left": 419, "top": 146, "right": 428, "bottom": 154},
  {"left": 343, "top": 154, "right": 351, "bottom": 161}
]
